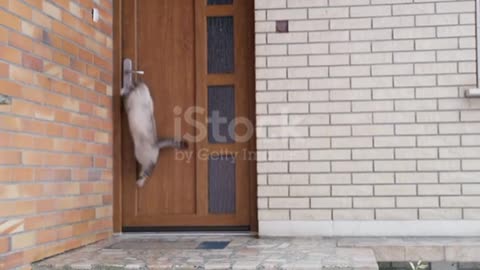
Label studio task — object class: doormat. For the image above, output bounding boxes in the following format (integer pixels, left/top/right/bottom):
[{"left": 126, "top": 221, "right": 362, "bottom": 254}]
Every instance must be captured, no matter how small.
[{"left": 196, "top": 241, "right": 230, "bottom": 250}]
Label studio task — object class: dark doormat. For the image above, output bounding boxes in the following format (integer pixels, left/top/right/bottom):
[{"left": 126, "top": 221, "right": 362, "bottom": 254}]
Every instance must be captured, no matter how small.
[{"left": 196, "top": 241, "right": 230, "bottom": 250}]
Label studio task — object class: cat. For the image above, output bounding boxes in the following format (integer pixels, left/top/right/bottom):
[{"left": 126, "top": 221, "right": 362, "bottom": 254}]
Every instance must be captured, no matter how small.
[{"left": 121, "top": 82, "right": 187, "bottom": 187}]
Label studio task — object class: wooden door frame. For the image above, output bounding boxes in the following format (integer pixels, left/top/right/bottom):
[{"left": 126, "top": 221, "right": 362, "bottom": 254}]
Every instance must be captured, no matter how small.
[{"left": 112, "top": 0, "right": 258, "bottom": 233}]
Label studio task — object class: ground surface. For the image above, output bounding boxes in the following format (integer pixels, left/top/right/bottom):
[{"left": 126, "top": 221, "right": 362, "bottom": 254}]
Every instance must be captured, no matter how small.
[
  {"left": 33, "top": 234, "right": 378, "bottom": 270},
  {"left": 33, "top": 235, "right": 480, "bottom": 270}
]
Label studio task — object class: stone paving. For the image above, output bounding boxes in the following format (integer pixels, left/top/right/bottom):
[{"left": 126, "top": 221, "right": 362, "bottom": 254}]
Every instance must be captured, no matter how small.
[
  {"left": 32, "top": 235, "right": 480, "bottom": 270},
  {"left": 337, "top": 237, "right": 480, "bottom": 262},
  {"left": 33, "top": 234, "right": 378, "bottom": 270}
]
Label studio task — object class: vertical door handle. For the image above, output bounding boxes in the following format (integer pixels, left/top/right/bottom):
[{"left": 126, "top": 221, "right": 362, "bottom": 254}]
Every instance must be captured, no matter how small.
[{"left": 123, "top": 58, "right": 144, "bottom": 89}]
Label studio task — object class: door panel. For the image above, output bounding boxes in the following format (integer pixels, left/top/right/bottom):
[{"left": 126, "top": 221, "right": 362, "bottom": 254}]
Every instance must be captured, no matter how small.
[{"left": 121, "top": 0, "right": 255, "bottom": 229}]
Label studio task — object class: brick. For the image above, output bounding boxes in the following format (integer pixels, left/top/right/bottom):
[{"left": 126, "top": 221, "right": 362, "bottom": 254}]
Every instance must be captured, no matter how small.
[
  {"left": 376, "top": 209, "right": 418, "bottom": 220},
  {"left": 291, "top": 210, "right": 331, "bottom": 220},
  {"left": 330, "top": 42, "right": 370, "bottom": 53},
  {"left": 354, "top": 197, "right": 395, "bottom": 208},
  {"left": 397, "top": 197, "right": 439, "bottom": 208},
  {"left": 418, "top": 111, "right": 459, "bottom": 123},
  {"left": 311, "top": 173, "right": 351, "bottom": 185},
  {"left": 311, "top": 197, "right": 352, "bottom": 208},
  {"left": 374, "top": 160, "right": 416, "bottom": 172},
  {"left": 374, "top": 112, "right": 415, "bottom": 124},
  {"left": 290, "top": 185, "right": 330, "bottom": 196},
  {"left": 420, "top": 209, "right": 462, "bottom": 220},
  {"left": 436, "top": 1, "right": 475, "bottom": 13},
  {"left": 269, "top": 198, "right": 309, "bottom": 208},
  {"left": 393, "top": 3, "right": 434, "bottom": 15},
  {"left": 288, "top": 91, "right": 328, "bottom": 102},
  {"left": 330, "top": 18, "right": 371, "bottom": 30},
  {"left": 309, "top": 7, "right": 349, "bottom": 19},
  {"left": 375, "top": 185, "right": 416, "bottom": 196},
  {"left": 330, "top": 66, "right": 370, "bottom": 77},
  {"left": 416, "top": 38, "right": 458, "bottom": 50},
  {"left": 258, "top": 186, "right": 288, "bottom": 197},
  {"left": 333, "top": 185, "right": 374, "bottom": 197},
  {"left": 353, "top": 125, "right": 394, "bottom": 136},
  {"left": 373, "top": 88, "right": 415, "bottom": 100},
  {"left": 267, "top": 56, "right": 307, "bottom": 67},
  {"left": 267, "top": 9, "right": 307, "bottom": 20},
  {"left": 311, "top": 149, "right": 350, "bottom": 160},
  {"left": 334, "top": 209, "right": 374, "bottom": 220},
  {"left": 332, "top": 161, "right": 373, "bottom": 172},
  {"left": 290, "top": 162, "right": 330, "bottom": 173},
  {"left": 259, "top": 210, "right": 289, "bottom": 220},
  {"left": 332, "top": 137, "right": 373, "bottom": 148},
  {"left": 415, "top": 63, "right": 457, "bottom": 74},
  {"left": 373, "top": 40, "right": 414, "bottom": 52},
  {"left": 267, "top": 33, "right": 307, "bottom": 44},
  {"left": 394, "top": 27, "right": 436, "bottom": 39},
  {"left": 256, "top": 0, "right": 286, "bottom": 9},
  {"left": 288, "top": 43, "right": 328, "bottom": 55},
  {"left": 310, "top": 78, "right": 350, "bottom": 89},
  {"left": 416, "top": 14, "right": 459, "bottom": 26},
  {"left": 396, "top": 173, "right": 438, "bottom": 184},
  {"left": 288, "top": 67, "right": 328, "bottom": 78},
  {"left": 441, "top": 196, "right": 480, "bottom": 208},
  {"left": 416, "top": 87, "right": 458, "bottom": 98},
  {"left": 350, "top": 29, "right": 392, "bottom": 41},
  {"left": 438, "top": 25, "right": 475, "bottom": 37},
  {"left": 395, "top": 100, "right": 437, "bottom": 111},
  {"left": 268, "top": 150, "right": 308, "bottom": 161},
  {"left": 418, "top": 184, "right": 461, "bottom": 195},
  {"left": 396, "top": 148, "right": 437, "bottom": 159},
  {"left": 373, "top": 16, "right": 414, "bottom": 28},
  {"left": 353, "top": 173, "right": 394, "bottom": 184},
  {"left": 351, "top": 5, "right": 391, "bottom": 17},
  {"left": 289, "top": 20, "right": 328, "bottom": 31},
  {"left": 418, "top": 160, "right": 461, "bottom": 171},
  {"left": 351, "top": 53, "right": 392, "bottom": 65},
  {"left": 440, "top": 147, "right": 480, "bottom": 159},
  {"left": 268, "top": 174, "right": 309, "bottom": 185},
  {"left": 290, "top": 138, "right": 329, "bottom": 149},
  {"left": 331, "top": 113, "right": 372, "bottom": 124},
  {"left": 438, "top": 50, "right": 476, "bottom": 62},
  {"left": 310, "top": 54, "right": 349, "bottom": 66},
  {"left": 287, "top": 0, "right": 327, "bottom": 8}
]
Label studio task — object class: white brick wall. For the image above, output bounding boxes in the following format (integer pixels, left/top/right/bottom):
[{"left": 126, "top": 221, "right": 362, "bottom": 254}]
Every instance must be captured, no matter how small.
[{"left": 255, "top": 0, "right": 479, "bottom": 234}]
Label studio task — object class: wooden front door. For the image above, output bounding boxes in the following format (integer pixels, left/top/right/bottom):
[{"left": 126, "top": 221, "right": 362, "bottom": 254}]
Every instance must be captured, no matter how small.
[{"left": 120, "top": 0, "right": 256, "bottom": 230}]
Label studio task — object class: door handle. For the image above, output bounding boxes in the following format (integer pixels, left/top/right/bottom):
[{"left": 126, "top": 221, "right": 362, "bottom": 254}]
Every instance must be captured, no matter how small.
[{"left": 123, "top": 58, "right": 144, "bottom": 89}]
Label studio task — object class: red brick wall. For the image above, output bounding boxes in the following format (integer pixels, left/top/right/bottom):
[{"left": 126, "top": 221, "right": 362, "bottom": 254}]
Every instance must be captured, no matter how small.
[{"left": 0, "top": 1, "right": 113, "bottom": 269}]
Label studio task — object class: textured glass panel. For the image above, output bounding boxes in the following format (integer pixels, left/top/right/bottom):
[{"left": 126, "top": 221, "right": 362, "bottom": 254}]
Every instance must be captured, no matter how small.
[
  {"left": 208, "top": 86, "right": 235, "bottom": 143},
  {"left": 208, "top": 156, "right": 236, "bottom": 214},
  {"left": 207, "top": 16, "right": 234, "bottom": 74},
  {"left": 208, "top": 0, "right": 233, "bottom": 4}
]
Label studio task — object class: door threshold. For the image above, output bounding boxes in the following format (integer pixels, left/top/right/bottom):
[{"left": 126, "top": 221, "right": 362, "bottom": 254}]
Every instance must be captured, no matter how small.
[
  {"left": 120, "top": 226, "right": 256, "bottom": 236},
  {"left": 115, "top": 231, "right": 257, "bottom": 237}
]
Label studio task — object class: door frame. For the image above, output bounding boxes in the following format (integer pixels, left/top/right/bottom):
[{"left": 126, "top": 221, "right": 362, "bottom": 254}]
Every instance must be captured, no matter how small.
[{"left": 112, "top": 0, "right": 258, "bottom": 233}]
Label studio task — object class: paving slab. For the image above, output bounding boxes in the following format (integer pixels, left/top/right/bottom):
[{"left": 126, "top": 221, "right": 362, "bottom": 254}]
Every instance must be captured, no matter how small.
[
  {"left": 33, "top": 235, "right": 378, "bottom": 270},
  {"left": 338, "top": 237, "right": 480, "bottom": 262}
]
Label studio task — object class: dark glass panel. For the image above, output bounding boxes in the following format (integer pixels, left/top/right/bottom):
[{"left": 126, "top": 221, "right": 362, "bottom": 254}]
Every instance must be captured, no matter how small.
[
  {"left": 208, "top": 156, "right": 236, "bottom": 214},
  {"left": 208, "top": 0, "right": 233, "bottom": 4},
  {"left": 207, "top": 16, "right": 234, "bottom": 74},
  {"left": 208, "top": 86, "right": 235, "bottom": 144}
]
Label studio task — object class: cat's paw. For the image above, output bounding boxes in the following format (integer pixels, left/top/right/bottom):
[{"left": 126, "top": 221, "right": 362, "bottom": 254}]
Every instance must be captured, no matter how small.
[{"left": 136, "top": 177, "right": 147, "bottom": 188}]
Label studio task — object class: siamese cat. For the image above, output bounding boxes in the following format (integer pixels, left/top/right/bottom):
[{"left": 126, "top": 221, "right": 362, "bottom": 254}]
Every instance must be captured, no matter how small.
[{"left": 121, "top": 82, "right": 187, "bottom": 187}]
